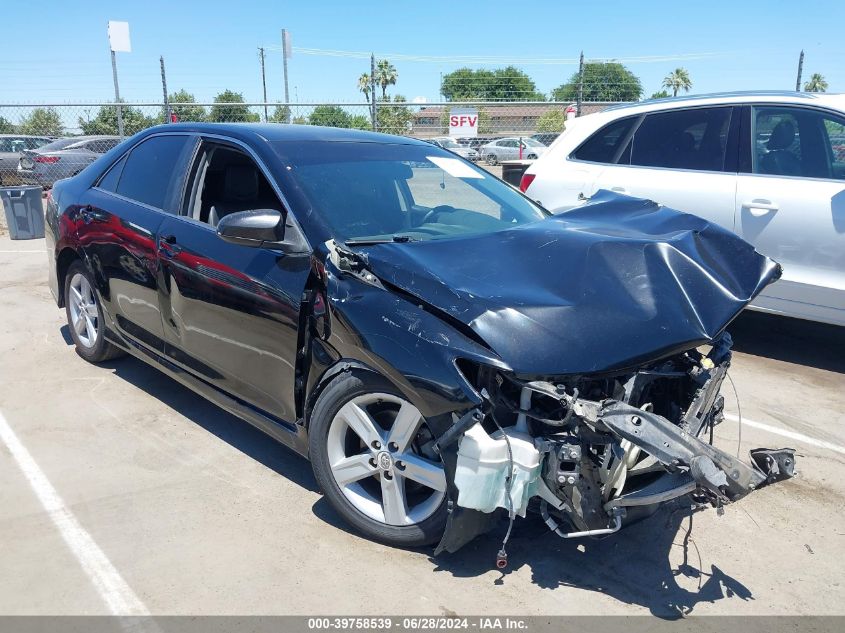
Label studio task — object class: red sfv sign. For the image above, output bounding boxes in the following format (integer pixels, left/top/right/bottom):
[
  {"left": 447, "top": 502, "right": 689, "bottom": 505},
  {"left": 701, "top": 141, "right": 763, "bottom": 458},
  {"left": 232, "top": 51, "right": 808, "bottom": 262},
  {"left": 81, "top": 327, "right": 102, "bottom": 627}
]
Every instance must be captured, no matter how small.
[{"left": 449, "top": 108, "right": 478, "bottom": 137}]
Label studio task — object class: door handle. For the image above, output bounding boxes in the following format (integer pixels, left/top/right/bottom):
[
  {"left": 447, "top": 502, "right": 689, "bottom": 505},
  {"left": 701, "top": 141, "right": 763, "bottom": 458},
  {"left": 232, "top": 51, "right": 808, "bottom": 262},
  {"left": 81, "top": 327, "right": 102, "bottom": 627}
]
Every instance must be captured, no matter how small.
[
  {"left": 159, "top": 233, "right": 182, "bottom": 256},
  {"left": 742, "top": 199, "right": 779, "bottom": 217}
]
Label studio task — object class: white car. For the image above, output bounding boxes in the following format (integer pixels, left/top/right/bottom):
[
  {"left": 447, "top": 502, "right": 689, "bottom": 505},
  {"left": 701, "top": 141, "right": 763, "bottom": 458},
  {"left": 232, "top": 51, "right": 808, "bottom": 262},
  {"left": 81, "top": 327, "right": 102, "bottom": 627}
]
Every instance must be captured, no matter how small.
[
  {"left": 427, "top": 137, "right": 479, "bottom": 161},
  {"left": 522, "top": 91, "right": 845, "bottom": 327},
  {"left": 481, "top": 137, "right": 547, "bottom": 165}
]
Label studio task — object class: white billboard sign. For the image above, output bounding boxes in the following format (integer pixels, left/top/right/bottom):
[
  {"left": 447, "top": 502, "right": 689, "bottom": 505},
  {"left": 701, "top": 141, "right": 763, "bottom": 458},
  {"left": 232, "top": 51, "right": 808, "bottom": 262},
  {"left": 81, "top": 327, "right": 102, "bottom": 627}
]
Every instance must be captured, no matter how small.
[
  {"left": 449, "top": 108, "right": 478, "bottom": 137},
  {"left": 108, "top": 21, "right": 131, "bottom": 53}
]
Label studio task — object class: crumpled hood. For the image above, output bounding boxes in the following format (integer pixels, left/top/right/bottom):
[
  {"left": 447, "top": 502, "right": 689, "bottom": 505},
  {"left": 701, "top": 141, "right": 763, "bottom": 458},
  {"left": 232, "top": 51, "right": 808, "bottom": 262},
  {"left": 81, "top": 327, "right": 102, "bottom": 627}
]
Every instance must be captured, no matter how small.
[{"left": 361, "top": 192, "right": 781, "bottom": 375}]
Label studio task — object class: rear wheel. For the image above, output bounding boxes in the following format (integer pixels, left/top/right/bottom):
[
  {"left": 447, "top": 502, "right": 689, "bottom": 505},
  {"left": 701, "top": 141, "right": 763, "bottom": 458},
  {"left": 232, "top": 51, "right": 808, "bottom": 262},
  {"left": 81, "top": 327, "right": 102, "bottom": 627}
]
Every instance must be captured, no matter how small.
[
  {"left": 64, "top": 260, "right": 124, "bottom": 363},
  {"left": 309, "top": 371, "right": 448, "bottom": 547}
]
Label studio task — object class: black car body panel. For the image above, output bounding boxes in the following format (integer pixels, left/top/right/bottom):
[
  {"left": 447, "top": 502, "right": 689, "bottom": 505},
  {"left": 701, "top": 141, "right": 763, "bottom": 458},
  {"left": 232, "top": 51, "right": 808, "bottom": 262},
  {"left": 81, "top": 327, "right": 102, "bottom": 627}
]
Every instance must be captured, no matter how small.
[
  {"left": 358, "top": 191, "right": 781, "bottom": 376},
  {"left": 44, "top": 123, "right": 795, "bottom": 554}
]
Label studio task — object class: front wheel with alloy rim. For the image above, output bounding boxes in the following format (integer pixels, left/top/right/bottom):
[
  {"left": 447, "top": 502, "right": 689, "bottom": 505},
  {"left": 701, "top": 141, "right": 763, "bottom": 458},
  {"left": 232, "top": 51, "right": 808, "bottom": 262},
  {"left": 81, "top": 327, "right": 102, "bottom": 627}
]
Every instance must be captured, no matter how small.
[
  {"left": 309, "top": 372, "right": 448, "bottom": 547},
  {"left": 64, "top": 260, "right": 124, "bottom": 363}
]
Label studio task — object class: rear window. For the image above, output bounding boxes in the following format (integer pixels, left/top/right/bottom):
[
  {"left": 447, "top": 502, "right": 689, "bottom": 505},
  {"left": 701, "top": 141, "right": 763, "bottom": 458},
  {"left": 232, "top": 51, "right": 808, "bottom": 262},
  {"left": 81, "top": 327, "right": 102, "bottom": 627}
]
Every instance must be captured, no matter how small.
[
  {"left": 571, "top": 117, "right": 638, "bottom": 164},
  {"left": 35, "top": 138, "right": 77, "bottom": 152}
]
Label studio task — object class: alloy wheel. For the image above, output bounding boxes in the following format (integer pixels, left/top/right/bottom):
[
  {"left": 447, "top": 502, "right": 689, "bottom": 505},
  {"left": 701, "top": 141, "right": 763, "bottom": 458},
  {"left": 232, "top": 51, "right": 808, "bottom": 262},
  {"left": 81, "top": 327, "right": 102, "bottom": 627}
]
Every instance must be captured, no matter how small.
[
  {"left": 68, "top": 272, "right": 99, "bottom": 348},
  {"left": 326, "top": 393, "right": 446, "bottom": 526}
]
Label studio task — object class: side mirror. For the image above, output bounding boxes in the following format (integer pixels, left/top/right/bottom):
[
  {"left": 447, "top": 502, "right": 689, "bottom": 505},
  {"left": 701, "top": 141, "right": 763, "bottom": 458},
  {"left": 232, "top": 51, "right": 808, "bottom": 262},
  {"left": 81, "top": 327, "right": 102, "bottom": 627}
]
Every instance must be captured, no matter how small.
[{"left": 216, "top": 209, "right": 285, "bottom": 248}]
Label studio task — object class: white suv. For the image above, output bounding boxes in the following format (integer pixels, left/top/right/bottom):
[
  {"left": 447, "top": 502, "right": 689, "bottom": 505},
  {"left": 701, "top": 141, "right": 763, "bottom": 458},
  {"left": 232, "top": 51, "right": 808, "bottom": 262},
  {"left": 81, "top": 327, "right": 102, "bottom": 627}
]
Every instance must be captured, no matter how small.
[{"left": 522, "top": 91, "right": 845, "bottom": 327}]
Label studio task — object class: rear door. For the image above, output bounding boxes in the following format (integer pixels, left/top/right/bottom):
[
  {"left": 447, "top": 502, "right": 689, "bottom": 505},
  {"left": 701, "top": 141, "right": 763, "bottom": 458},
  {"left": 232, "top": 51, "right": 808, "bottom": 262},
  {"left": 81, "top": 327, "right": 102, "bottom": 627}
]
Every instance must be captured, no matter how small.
[
  {"left": 77, "top": 133, "right": 196, "bottom": 352},
  {"left": 734, "top": 105, "right": 845, "bottom": 325},
  {"left": 589, "top": 106, "right": 739, "bottom": 231},
  {"left": 155, "top": 138, "right": 312, "bottom": 423}
]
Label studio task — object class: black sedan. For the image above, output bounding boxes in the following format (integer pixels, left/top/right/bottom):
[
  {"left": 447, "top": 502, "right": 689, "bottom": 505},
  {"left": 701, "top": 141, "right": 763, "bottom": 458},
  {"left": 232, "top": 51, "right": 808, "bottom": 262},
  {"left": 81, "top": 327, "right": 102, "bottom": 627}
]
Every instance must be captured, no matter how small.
[{"left": 46, "top": 123, "right": 795, "bottom": 558}]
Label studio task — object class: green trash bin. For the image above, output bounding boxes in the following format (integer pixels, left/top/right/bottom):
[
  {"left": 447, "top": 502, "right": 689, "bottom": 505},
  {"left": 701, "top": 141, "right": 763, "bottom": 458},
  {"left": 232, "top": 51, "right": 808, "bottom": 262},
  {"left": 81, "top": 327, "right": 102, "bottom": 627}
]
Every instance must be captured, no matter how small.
[{"left": 1, "top": 186, "right": 44, "bottom": 239}]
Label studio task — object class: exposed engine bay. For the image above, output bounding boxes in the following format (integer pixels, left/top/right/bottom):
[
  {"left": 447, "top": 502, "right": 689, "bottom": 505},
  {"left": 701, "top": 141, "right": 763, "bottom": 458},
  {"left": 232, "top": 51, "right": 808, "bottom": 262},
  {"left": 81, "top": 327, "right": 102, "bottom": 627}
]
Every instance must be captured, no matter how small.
[{"left": 433, "top": 332, "right": 796, "bottom": 562}]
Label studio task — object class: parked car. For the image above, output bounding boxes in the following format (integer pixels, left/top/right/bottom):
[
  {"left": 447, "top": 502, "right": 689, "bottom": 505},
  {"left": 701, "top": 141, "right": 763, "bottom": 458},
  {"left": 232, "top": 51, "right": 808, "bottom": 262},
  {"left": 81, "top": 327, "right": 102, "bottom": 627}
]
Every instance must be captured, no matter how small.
[
  {"left": 18, "top": 135, "right": 121, "bottom": 189},
  {"left": 0, "top": 134, "right": 52, "bottom": 185},
  {"left": 531, "top": 132, "right": 560, "bottom": 146},
  {"left": 427, "top": 136, "right": 479, "bottom": 160},
  {"left": 522, "top": 91, "right": 845, "bottom": 327},
  {"left": 481, "top": 137, "right": 547, "bottom": 165},
  {"left": 458, "top": 135, "right": 501, "bottom": 153},
  {"left": 46, "top": 123, "right": 794, "bottom": 555}
]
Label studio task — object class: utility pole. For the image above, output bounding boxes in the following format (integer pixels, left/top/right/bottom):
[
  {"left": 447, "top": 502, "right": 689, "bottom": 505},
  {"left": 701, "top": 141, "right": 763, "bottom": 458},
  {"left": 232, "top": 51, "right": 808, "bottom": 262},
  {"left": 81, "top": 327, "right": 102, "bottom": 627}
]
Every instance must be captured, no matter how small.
[
  {"left": 371, "top": 53, "right": 378, "bottom": 131},
  {"left": 282, "top": 29, "right": 291, "bottom": 122},
  {"left": 258, "top": 47, "right": 269, "bottom": 122},
  {"left": 576, "top": 51, "right": 584, "bottom": 117},
  {"left": 110, "top": 49, "right": 124, "bottom": 137},
  {"left": 160, "top": 56, "right": 171, "bottom": 123},
  {"left": 795, "top": 49, "right": 805, "bottom": 91}
]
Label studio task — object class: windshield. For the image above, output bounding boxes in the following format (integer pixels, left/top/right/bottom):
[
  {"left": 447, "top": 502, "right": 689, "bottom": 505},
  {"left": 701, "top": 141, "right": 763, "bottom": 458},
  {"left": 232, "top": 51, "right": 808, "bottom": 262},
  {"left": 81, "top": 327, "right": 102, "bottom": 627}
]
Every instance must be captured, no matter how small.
[
  {"left": 273, "top": 141, "right": 547, "bottom": 243},
  {"left": 437, "top": 138, "right": 462, "bottom": 148}
]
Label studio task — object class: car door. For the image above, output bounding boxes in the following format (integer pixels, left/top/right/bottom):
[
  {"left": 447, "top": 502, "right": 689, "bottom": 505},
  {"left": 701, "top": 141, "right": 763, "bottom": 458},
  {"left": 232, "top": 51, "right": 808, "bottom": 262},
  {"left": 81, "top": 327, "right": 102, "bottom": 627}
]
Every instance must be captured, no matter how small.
[
  {"left": 76, "top": 133, "right": 197, "bottom": 352},
  {"left": 155, "top": 138, "right": 312, "bottom": 423},
  {"left": 734, "top": 105, "right": 845, "bottom": 325},
  {"left": 588, "top": 106, "right": 739, "bottom": 232}
]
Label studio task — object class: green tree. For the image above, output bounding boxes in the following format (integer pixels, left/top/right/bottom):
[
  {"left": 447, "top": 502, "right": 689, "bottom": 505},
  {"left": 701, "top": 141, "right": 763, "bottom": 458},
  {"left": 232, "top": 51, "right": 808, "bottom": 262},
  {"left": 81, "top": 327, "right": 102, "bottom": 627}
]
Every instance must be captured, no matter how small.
[
  {"left": 441, "top": 67, "right": 545, "bottom": 101},
  {"left": 377, "top": 95, "right": 412, "bottom": 135},
  {"left": 662, "top": 68, "right": 693, "bottom": 97},
  {"left": 167, "top": 89, "right": 206, "bottom": 122},
  {"left": 78, "top": 103, "right": 156, "bottom": 136},
  {"left": 536, "top": 109, "right": 565, "bottom": 133},
  {"left": 0, "top": 117, "right": 16, "bottom": 133},
  {"left": 552, "top": 62, "right": 642, "bottom": 102},
  {"left": 375, "top": 60, "right": 398, "bottom": 99},
  {"left": 209, "top": 90, "right": 259, "bottom": 122},
  {"left": 309, "top": 105, "right": 351, "bottom": 128},
  {"left": 19, "top": 108, "right": 63, "bottom": 136},
  {"left": 349, "top": 114, "right": 372, "bottom": 130},
  {"left": 358, "top": 73, "right": 372, "bottom": 102},
  {"left": 804, "top": 73, "right": 828, "bottom": 93},
  {"left": 291, "top": 115, "right": 307, "bottom": 125},
  {"left": 269, "top": 104, "right": 291, "bottom": 123},
  {"left": 650, "top": 90, "right": 671, "bottom": 99}
]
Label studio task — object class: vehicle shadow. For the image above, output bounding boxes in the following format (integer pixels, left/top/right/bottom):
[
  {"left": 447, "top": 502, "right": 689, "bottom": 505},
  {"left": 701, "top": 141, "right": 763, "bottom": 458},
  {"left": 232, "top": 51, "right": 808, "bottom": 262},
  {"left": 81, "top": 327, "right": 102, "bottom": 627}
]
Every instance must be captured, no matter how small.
[
  {"left": 59, "top": 325, "right": 320, "bottom": 493},
  {"left": 429, "top": 503, "right": 752, "bottom": 618},
  {"left": 728, "top": 311, "right": 845, "bottom": 374}
]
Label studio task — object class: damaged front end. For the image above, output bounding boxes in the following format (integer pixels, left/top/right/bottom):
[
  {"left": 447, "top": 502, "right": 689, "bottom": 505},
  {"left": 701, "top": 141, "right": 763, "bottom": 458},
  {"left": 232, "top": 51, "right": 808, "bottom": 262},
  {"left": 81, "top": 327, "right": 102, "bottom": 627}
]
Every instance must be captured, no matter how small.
[{"left": 433, "top": 332, "right": 796, "bottom": 557}]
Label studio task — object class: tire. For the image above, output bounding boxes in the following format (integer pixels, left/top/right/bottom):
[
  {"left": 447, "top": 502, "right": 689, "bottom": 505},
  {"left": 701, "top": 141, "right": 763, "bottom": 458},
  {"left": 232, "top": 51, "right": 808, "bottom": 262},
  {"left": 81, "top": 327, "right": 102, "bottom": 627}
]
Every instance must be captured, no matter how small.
[
  {"left": 485, "top": 153, "right": 498, "bottom": 166},
  {"left": 527, "top": 153, "right": 537, "bottom": 160},
  {"left": 64, "top": 260, "right": 125, "bottom": 363},
  {"left": 309, "top": 371, "right": 448, "bottom": 547}
]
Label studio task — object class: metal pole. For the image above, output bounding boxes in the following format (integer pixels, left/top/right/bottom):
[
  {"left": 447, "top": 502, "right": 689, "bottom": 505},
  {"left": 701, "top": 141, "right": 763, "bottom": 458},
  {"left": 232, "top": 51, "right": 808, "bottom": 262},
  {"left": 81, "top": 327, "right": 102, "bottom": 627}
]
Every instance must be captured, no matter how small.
[
  {"left": 371, "top": 53, "right": 377, "bottom": 131},
  {"left": 259, "top": 47, "right": 269, "bottom": 122},
  {"left": 795, "top": 49, "right": 804, "bottom": 91},
  {"left": 160, "top": 56, "right": 171, "bottom": 124},
  {"left": 576, "top": 50, "right": 584, "bottom": 117},
  {"left": 282, "top": 30, "right": 291, "bottom": 123},
  {"left": 110, "top": 49, "right": 124, "bottom": 137}
]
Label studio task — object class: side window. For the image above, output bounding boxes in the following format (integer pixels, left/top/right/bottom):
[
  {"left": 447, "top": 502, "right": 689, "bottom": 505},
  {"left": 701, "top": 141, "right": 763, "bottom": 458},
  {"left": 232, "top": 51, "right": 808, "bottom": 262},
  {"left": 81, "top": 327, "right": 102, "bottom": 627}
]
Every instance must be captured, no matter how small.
[
  {"left": 184, "top": 143, "right": 283, "bottom": 227},
  {"left": 97, "top": 154, "right": 127, "bottom": 192},
  {"left": 753, "top": 107, "right": 845, "bottom": 180},
  {"left": 115, "top": 135, "right": 193, "bottom": 210},
  {"left": 571, "top": 117, "right": 638, "bottom": 164},
  {"left": 631, "top": 107, "right": 732, "bottom": 171}
]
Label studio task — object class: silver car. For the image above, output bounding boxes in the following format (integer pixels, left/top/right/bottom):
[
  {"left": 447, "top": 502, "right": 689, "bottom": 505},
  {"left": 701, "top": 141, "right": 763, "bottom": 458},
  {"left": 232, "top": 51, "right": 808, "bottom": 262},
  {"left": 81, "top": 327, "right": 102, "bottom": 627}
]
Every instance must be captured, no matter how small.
[
  {"left": 18, "top": 135, "right": 120, "bottom": 188},
  {"left": 0, "top": 135, "right": 52, "bottom": 185},
  {"left": 428, "top": 137, "right": 479, "bottom": 161},
  {"left": 481, "top": 137, "right": 547, "bottom": 165}
]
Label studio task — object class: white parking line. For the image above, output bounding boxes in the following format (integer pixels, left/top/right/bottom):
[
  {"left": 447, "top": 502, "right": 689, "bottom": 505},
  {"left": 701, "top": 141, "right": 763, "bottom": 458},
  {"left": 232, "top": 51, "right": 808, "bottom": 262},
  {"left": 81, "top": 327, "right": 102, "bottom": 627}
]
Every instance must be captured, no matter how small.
[
  {"left": 0, "top": 410, "right": 150, "bottom": 616},
  {"left": 725, "top": 413, "right": 845, "bottom": 456}
]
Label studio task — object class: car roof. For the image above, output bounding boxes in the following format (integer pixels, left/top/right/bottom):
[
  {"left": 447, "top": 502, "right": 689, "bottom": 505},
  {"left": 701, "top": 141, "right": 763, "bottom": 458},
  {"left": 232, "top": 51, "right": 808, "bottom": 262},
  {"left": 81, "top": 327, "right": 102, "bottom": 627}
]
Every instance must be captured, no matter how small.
[
  {"left": 600, "top": 91, "right": 845, "bottom": 117},
  {"left": 0, "top": 134, "right": 51, "bottom": 139},
  {"left": 142, "top": 122, "right": 431, "bottom": 146}
]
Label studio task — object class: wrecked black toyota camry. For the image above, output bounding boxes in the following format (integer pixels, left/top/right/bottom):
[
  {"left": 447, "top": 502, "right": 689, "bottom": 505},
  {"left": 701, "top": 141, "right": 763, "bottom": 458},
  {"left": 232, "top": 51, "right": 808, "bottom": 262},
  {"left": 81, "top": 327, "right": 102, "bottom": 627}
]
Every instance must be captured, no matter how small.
[{"left": 46, "top": 124, "right": 795, "bottom": 559}]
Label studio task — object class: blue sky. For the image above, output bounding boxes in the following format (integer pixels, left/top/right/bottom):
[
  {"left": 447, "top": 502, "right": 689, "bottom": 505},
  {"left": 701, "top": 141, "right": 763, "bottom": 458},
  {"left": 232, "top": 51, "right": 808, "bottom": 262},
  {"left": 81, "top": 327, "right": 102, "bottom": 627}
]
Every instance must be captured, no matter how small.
[{"left": 2, "top": 0, "right": 843, "bottom": 105}]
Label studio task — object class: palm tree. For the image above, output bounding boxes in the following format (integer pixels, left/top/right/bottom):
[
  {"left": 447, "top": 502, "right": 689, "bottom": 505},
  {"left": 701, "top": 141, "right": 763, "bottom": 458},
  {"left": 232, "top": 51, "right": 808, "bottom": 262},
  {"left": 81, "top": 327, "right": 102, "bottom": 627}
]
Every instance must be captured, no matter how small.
[
  {"left": 804, "top": 73, "right": 828, "bottom": 93},
  {"left": 375, "top": 60, "right": 398, "bottom": 99},
  {"left": 358, "top": 73, "right": 371, "bottom": 102},
  {"left": 662, "top": 68, "right": 693, "bottom": 97}
]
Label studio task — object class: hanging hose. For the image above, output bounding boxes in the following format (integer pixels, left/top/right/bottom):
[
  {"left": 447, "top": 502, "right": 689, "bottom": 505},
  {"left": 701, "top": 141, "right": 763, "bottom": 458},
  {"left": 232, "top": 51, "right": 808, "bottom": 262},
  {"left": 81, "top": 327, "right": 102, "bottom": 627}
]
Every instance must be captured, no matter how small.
[{"left": 490, "top": 411, "right": 515, "bottom": 569}]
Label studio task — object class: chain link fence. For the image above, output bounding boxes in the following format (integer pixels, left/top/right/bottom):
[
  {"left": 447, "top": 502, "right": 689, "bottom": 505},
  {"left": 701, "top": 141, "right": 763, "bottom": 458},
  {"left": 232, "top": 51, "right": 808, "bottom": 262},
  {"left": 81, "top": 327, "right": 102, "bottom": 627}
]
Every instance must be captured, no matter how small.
[{"left": 0, "top": 100, "right": 619, "bottom": 187}]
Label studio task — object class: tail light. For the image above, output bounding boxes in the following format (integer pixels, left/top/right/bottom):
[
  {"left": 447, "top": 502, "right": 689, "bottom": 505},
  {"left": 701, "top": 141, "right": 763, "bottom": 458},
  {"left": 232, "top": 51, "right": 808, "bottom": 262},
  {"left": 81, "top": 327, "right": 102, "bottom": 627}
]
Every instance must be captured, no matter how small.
[
  {"left": 519, "top": 173, "right": 536, "bottom": 192},
  {"left": 34, "top": 155, "right": 60, "bottom": 163}
]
